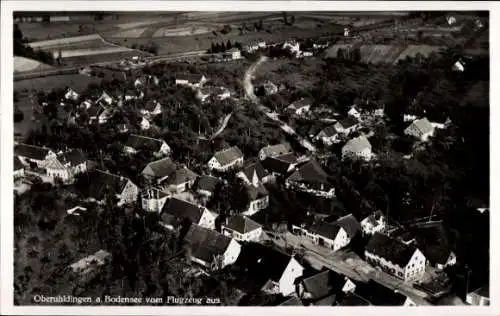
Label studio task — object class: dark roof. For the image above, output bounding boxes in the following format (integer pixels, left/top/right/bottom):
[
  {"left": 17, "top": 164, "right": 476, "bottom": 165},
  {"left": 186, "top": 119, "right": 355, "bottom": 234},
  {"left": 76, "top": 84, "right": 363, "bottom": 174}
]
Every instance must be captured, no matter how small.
[
  {"left": 338, "top": 117, "right": 359, "bottom": 129},
  {"left": 470, "top": 286, "right": 489, "bottom": 298},
  {"left": 246, "top": 183, "right": 269, "bottom": 201},
  {"left": 287, "top": 159, "right": 329, "bottom": 184},
  {"left": 262, "top": 156, "right": 295, "bottom": 175},
  {"left": 300, "top": 270, "right": 349, "bottom": 300},
  {"left": 125, "top": 134, "right": 165, "bottom": 152},
  {"left": 260, "top": 143, "right": 292, "bottom": 157},
  {"left": 309, "top": 221, "right": 341, "bottom": 241},
  {"left": 14, "top": 156, "right": 24, "bottom": 170},
  {"left": 353, "top": 281, "right": 408, "bottom": 306},
  {"left": 224, "top": 215, "right": 262, "bottom": 234},
  {"left": 241, "top": 162, "right": 269, "bottom": 182},
  {"left": 161, "top": 198, "right": 208, "bottom": 224},
  {"left": 319, "top": 125, "right": 338, "bottom": 137},
  {"left": 176, "top": 73, "right": 205, "bottom": 82},
  {"left": 213, "top": 146, "right": 244, "bottom": 166},
  {"left": 142, "top": 157, "right": 176, "bottom": 179},
  {"left": 87, "top": 170, "right": 130, "bottom": 200},
  {"left": 195, "top": 175, "right": 223, "bottom": 193},
  {"left": 336, "top": 214, "right": 361, "bottom": 238},
  {"left": 277, "top": 153, "right": 298, "bottom": 164},
  {"left": 14, "top": 143, "right": 52, "bottom": 160},
  {"left": 363, "top": 211, "right": 384, "bottom": 226},
  {"left": 164, "top": 167, "right": 198, "bottom": 185},
  {"left": 289, "top": 98, "right": 312, "bottom": 109},
  {"left": 313, "top": 294, "right": 337, "bottom": 306},
  {"left": 423, "top": 246, "right": 452, "bottom": 265},
  {"left": 144, "top": 100, "right": 160, "bottom": 111},
  {"left": 57, "top": 149, "right": 86, "bottom": 166},
  {"left": 337, "top": 292, "right": 371, "bottom": 306},
  {"left": 86, "top": 104, "right": 104, "bottom": 117},
  {"left": 184, "top": 224, "right": 233, "bottom": 262},
  {"left": 279, "top": 296, "right": 303, "bottom": 306},
  {"left": 365, "top": 232, "right": 418, "bottom": 267}
]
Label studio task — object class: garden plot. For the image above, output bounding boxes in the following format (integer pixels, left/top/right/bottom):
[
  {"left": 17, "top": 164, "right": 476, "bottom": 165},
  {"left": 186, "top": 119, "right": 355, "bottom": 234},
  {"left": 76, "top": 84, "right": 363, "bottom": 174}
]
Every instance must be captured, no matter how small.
[
  {"left": 152, "top": 24, "right": 217, "bottom": 37},
  {"left": 27, "top": 34, "right": 101, "bottom": 48},
  {"left": 14, "top": 57, "right": 53, "bottom": 73},
  {"left": 359, "top": 44, "right": 406, "bottom": 64},
  {"left": 110, "top": 27, "right": 148, "bottom": 38}
]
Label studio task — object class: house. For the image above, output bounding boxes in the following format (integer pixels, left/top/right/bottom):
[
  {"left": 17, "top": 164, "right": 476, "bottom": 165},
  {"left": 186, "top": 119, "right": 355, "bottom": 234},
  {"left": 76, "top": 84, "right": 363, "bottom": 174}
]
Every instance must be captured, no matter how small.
[
  {"left": 424, "top": 246, "right": 457, "bottom": 270},
  {"left": 224, "top": 48, "right": 242, "bottom": 60},
  {"left": 344, "top": 27, "right": 350, "bottom": 37},
  {"left": 194, "top": 175, "right": 224, "bottom": 198},
  {"left": 258, "top": 143, "right": 292, "bottom": 161},
  {"left": 292, "top": 214, "right": 361, "bottom": 251},
  {"left": 446, "top": 15, "right": 456, "bottom": 25},
  {"left": 215, "top": 87, "right": 231, "bottom": 100},
  {"left": 404, "top": 117, "right": 435, "bottom": 141},
  {"left": 341, "top": 136, "right": 372, "bottom": 161},
  {"left": 14, "top": 156, "right": 25, "bottom": 179},
  {"left": 360, "top": 211, "right": 386, "bottom": 235},
  {"left": 286, "top": 99, "right": 312, "bottom": 116},
  {"left": 141, "top": 157, "right": 177, "bottom": 185},
  {"left": 160, "top": 197, "right": 217, "bottom": 230},
  {"left": 242, "top": 182, "right": 269, "bottom": 216},
  {"left": 87, "top": 104, "right": 113, "bottom": 124},
  {"left": 296, "top": 269, "right": 356, "bottom": 306},
  {"left": 124, "top": 134, "right": 171, "bottom": 156},
  {"left": 235, "top": 244, "right": 304, "bottom": 296},
  {"left": 349, "top": 280, "right": 417, "bottom": 306},
  {"left": 162, "top": 166, "right": 198, "bottom": 193},
  {"left": 365, "top": 232, "right": 426, "bottom": 282},
  {"left": 334, "top": 117, "right": 359, "bottom": 135},
  {"left": 221, "top": 215, "right": 263, "bottom": 242},
  {"left": 347, "top": 106, "right": 361, "bottom": 120},
  {"left": 282, "top": 41, "right": 301, "bottom": 57},
  {"left": 70, "top": 250, "right": 112, "bottom": 275},
  {"left": 403, "top": 114, "right": 418, "bottom": 122},
  {"left": 80, "top": 99, "right": 93, "bottom": 109},
  {"left": 412, "top": 222, "right": 456, "bottom": 270},
  {"left": 466, "top": 286, "right": 489, "bottom": 306},
  {"left": 64, "top": 88, "right": 80, "bottom": 101},
  {"left": 85, "top": 169, "right": 138, "bottom": 205},
  {"left": 96, "top": 91, "right": 113, "bottom": 106},
  {"left": 300, "top": 51, "right": 314, "bottom": 58},
  {"left": 285, "top": 159, "right": 335, "bottom": 198},
  {"left": 44, "top": 149, "right": 87, "bottom": 182},
  {"left": 207, "top": 146, "right": 244, "bottom": 172},
  {"left": 140, "top": 100, "right": 162, "bottom": 116},
  {"left": 262, "top": 153, "right": 297, "bottom": 177},
  {"left": 183, "top": 224, "right": 241, "bottom": 270},
  {"left": 140, "top": 116, "right": 150, "bottom": 130},
  {"left": 237, "top": 161, "right": 273, "bottom": 184},
  {"left": 141, "top": 187, "right": 170, "bottom": 213},
  {"left": 14, "top": 143, "right": 56, "bottom": 168},
  {"left": 66, "top": 206, "right": 87, "bottom": 216},
  {"left": 315, "top": 125, "right": 341, "bottom": 146},
  {"left": 263, "top": 81, "right": 278, "bottom": 95},
  {"left": 175, "top": 74, "right": 207, "bottom": 88},
  {"left": 452, "top": 59, "right": 465, "bottom": 72}
]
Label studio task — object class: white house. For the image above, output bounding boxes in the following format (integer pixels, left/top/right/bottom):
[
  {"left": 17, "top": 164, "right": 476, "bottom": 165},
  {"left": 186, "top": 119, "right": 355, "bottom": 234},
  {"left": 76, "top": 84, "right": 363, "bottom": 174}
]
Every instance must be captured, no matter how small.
[
  {"left": 296, "top": 269, "right": 356, "bottom": 305},
  {"left": 14, "top": 143, "right": 56, "bottom": 168},
  {"left": 161, "top": 166, "right": 198, "bottom": 194},
  {"left": 258, "top": 143, "right": 292, "bottom": 161},
  {"left": 334, "top": 117, "right": 360, "bottom": 135},
  {"left": 286, "top": 99, "right": 312, "bottom": 117},
  {"left": 221, "top": 215, "right": 263, "bottom": 242},
  {"left": 140, "top": 117, "right": 150, "bottom": 130},
  {"left": 140, "top": 100, "right": 162, "bottom": 116},
  {"left": 44, "top": 149, "right": 87, "bottom": 182},
  {"left": 315, "top": 126, "right": 341, "bottom": 146},
  {"left": 342, "top": 136, "right": 372, "bottom": 161},
  {"left": 13, "top": 156, "right": 25, "bottom": 179},
  {"left": 237, "top": 161, "right": 273, "bottom": 185},
  {"left": 404, "top": 117, "right": 435, "bottom": 141},
  {"left": 360, "top": 211, "right": 387, "bottom": 235},
  {"left": 282, "top": 41, "right": 301, "bottom": 57},
  {"left": 86, "top": 170, "right": 139, "bottom": 206},
  {"left": 96, "top": 91, "right": 113, "bottom": 105},
  {"left": 141, "top": 157, "right": 177, "bottom": 185},
  {"left": 466, "top": 286, "right": 489, "bottom": 306},
  {"left": 365, "top": 232, "right": 427, "bottom": 282},
  {"left": 344, "top": 27, "right": 350, "bottom": 37},
  {"left": 160, "top": 198, "right": 217, "bottom": 230},
  {"left": 141, "top": 187, "right": 170, "bottom": 213},
  {"left": 124, "top": 134, "right": 171, "bottom": 156},
  {"left": 452, "top": 60, "right": 465, "bottom": 72},
  {"left": 184, "top": 224, "right": 241, "bottom": 270},
  {"left": 403, "top": 114, "right": 418, "bottom": 122},
  {"left": 175, "top": 74, "right": 207, "bottom": 88},
  {"left": 242, "top": 182, "right": 269, "bottom": 216},
  {"left": 286, "top": 160, "right": 335, "bottom": 198},
  {"left": 225, "top": 48, "right": 242, "bottom": 60},
  {"left": 446, "top": 15, "right": 456, "bottom": 25},
  {"left": 348, "top": 106, "right": 362, "bottom": 120},
  {"left": 195, "top": 175, "right": 224, "bottom": 198},
  {"left": 207, "top": 146, "right": 244, "bottom": 172},
  {"left": 64, "top": 88, "right": 80, "bottom": 101}
]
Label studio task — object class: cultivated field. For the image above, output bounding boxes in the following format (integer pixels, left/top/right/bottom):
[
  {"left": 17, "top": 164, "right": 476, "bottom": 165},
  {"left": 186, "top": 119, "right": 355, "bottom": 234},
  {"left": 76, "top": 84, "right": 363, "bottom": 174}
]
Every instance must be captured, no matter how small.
[
  {"left": 254, "top": 58, "right": 325, "bottom": 90},
  {"left": 394, "top": 44, "right": 444, "bottom": 63},
  {"left": 15, "top": 74, "right": 101, "bottom": 92},
  {"left": 152, "top": 24, "right": 217, "bottom": 37},
  {"left": 14, "top": 57, "right": 53, "bottom": 73},
  {"left": 27, "top": 34, "right": 102, "bottom": 48}
]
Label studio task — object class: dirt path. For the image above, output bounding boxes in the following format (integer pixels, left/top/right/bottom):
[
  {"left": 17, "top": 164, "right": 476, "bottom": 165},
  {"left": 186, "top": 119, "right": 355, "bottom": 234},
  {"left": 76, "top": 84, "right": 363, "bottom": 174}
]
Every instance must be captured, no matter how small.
[
  {"left": 243, "top": 56, "right": 317, "bottom": 152},
  {"left": 210, "top": 113, "right": 232, "bottom": 139}
]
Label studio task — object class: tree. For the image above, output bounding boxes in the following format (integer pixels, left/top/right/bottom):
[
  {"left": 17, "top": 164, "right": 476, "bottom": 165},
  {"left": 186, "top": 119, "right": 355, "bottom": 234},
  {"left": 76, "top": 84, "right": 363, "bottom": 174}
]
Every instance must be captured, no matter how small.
[
  {"left": 220, "top": 42, "right": 226, "bottom": 52},
  {"left": 14, "top": 23, "right": 23, "bottom": 41},
  {"left": 226, "top": 40, "right": 232, "bottom": 50},
  {"left": 337, "top": 47, "right": 345, "bottom": 59},
  {"left": 290, "top": 15, "right": 295, "bottom": 25},
  {"left": 282, "top": 11, "right": 288, "bottom": 24}
]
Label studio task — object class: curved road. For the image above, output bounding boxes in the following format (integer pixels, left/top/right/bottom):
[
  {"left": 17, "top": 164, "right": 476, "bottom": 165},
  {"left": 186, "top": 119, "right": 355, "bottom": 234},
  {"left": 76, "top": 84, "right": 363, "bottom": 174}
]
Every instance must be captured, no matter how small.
[{"left": 243, "top": 56, "right": 316, "bottom": 152}]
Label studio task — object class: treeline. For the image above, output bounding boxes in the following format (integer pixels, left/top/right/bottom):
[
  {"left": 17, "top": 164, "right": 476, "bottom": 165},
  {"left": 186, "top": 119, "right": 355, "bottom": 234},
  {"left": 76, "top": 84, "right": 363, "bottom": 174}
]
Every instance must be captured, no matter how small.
[
  {"left": 208, "top": 40, "right": 242, "bottom": 54},
  {"left": 13, "top": 24, "right": 55, "bottom": 65}
]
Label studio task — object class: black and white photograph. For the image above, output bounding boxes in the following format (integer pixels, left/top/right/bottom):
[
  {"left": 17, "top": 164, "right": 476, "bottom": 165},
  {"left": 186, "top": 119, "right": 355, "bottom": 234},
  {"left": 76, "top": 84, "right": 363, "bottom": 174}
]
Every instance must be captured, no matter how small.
[{"left": 0, "top": 1, "right": 496, "bottom": 315}]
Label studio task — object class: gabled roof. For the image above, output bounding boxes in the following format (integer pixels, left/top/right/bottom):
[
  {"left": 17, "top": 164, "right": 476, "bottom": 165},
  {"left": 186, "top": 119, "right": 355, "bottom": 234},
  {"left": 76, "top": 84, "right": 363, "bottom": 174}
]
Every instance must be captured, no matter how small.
[
  {"left": 362, "top": 211, "right": 385, "bottom": 226},
  {"left": 57, "top": 149, "right": 87, "bottom": 167},
  {"left": 365, "top": 232, "right": 418, "bottom": 267},
  {"left": 226, "top": 48, "right": 241, "bottom": 53},
  {"left": 309, "top": 221, "right": 341, "bottom": 241},
  {"left": 287, "top": 159, "right": 329, "bottom": 184},
  {"left": 125, "top": 134, "right": 165, "bottom": 152},
  {"left": 336, "top": 214, "right": 361, "bottom": 238},
  {"left": 241, "top": 162, "right": 269, "bottom": 182},
  {"left": 176, "top": 73, "right": 205, "bottom": 82},
  {"left": 143, "top": 100, "right": 161, "bottom": 111},
  {"left": 424, "top": 246, "right": 453, "bottom": 265},
  {"left": 337, "top": 117, "right": 359, "bottom": 129},
  {"left": 184, "top": 224, "right": 233, "bottom": 262},
  {"left": 161, "top": 198, "right": 208, "bottom": 224},
  {"left": 279, "top": 296, "right": 303, "bottom": 306},
  {"left": 408, "top": 117, "right": 434, "bottom": 135},
  {"left": 260, "top": 143, "right": 292, "bottom": 157},
  {"left": 142, "top": 157, "right": 176, "bottom": 179},
  {"left": 14, "top": 143, "right": 52, "bottom": 160},
  {"left": 195, "top": 175, "right": 223, "bottom": 193},
  {"left": 288, "top": 98, "right": 312, "bottom": 110},
  {"left": 353, "top": 281, "right": 408, "bottom": 306},
  {"left": 300, "top": 269, "right": 349, "bottom": 300},
  {"left": 246, "top": 182, "right": 269, "bottom": 201},
  {"left": 262, "top": 156, "right": 293, "bottom": 175},
  {"left": 224, "top": 215, "right": 262, "bottom": 234},
  {"left": 337, "top": 292, "right": 371, "bottom": 306},
  {"left": 14, "top": 156, "right": 24, "bottom": 170},
  {"left": 164, "top": 167, "right": 198, "bottom": 186},
  {"left": 318, "top": 125, "right": 338, "bottom": 137},
  {"left": 212, "top": 146, "right": 244, "bottom": 166},
  {"left": 343, "top": 136, "right": 371, "bottom": 153},
  {"left": 86, "top": 170, "right": 131, "bottom": 200}
]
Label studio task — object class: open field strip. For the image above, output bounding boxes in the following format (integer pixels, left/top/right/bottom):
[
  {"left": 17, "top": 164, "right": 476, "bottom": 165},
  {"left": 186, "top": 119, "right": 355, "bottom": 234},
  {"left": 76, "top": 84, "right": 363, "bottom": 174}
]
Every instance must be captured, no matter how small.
[
  {"left": 152, "top": 25, "right": 216, "bottom": 37},
  {"left": 27, "top": 34, "right": 101, "bottom": 48},
  {"left": 110, "top": 27, "right": 148, "bottom": 38},
  {"left": 60, "top": 46, "right": 133, "bottom": 58},
  {"left": 115, "top": 19, "right": 167, "bottom": 29},
  {"left": 394, "top": 44, "right": 445, "bottom": 63},
  {"left": 14, "top": 57, "right": 53, "bottom": 73}
]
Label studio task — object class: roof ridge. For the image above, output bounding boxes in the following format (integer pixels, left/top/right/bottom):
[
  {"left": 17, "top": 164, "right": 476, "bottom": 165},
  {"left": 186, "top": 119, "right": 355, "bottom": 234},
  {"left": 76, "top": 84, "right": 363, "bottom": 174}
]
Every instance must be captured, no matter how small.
[{"left": 130, "top": 133, "right": 162, "bottom": 142}]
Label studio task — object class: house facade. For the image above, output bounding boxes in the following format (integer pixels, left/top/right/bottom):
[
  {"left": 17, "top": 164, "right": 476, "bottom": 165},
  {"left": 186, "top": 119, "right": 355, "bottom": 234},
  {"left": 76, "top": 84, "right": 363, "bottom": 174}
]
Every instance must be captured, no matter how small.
[
  {"left": 141, "top": 187, "right": 169, "bottom": 213},
  {"left": 175, "top": 74, "right": 207, "bottom": 88},
  {"left": 14, "top": 156, "right": 25, "bottom": 179},
  {"left": 285, "top": 160, "right": 335, "bottom": 198},
  {"left": 207, "top": 146, "right": 244, "bottom": 172},
  {"left": 315, "top": 126, "right": 341, "bottom": 146},
  {"left": 360, "top": 212, "right": 387, "bottom": 235},
  {"left": 15, "top": 143, "right": 56, "bottom": 168},
  {"left": 267, "top": 257, "right": 305, "bottom": 296},
  {"left": 161, "top": 198, "right": 217, "bottom": 230},
  {"left": 44, "top": 149, "right": 87, "bottom": 182},
  {"left": 258, "top": 143, "right": 292, "bottom": 161},
  {"left": 466, "top": 287, "right": 489, "bottom": 306},
  {"left": 342, "top": 136, "right": 372, "bottom": 161},
  {"left": 124, "top": 134, "right": 171, "bottom": 156},
  {"left": 221, "top": 215, "right": 263, "bottom": 242}
]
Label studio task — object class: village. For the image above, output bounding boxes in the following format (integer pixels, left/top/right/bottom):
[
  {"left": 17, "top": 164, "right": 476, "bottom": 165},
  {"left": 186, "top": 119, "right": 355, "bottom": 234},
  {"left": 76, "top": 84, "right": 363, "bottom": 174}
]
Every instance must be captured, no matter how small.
[{"left": 12, "top": 12, "right": 489, "bottom": 307}]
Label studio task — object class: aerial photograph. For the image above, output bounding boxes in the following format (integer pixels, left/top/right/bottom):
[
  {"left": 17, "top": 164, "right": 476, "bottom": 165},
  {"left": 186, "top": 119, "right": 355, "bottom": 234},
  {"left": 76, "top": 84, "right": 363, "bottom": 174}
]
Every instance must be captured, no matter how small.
[{"left": 11, "top": 10, "right": 489, "bottom": 307}]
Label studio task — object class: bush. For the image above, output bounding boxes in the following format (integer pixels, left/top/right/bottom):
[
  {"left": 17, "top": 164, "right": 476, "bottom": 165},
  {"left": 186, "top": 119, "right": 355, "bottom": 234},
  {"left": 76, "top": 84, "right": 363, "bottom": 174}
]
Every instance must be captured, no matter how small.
[{"left": 14, "top": 108, "right": 24, "bottom": 123}]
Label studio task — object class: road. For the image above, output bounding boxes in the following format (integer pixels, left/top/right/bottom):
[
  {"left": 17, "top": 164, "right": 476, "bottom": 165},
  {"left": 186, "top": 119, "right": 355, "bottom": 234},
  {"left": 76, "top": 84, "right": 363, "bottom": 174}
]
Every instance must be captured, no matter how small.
[
  {"left": 242, "top": 56, "right": 317, "bottom": 152},
  {"left": 210, "top": 113, "right": 233, "bottom": 139},
  {"left": 269, "top": 231, "right": 432, "bottom": 305}
]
